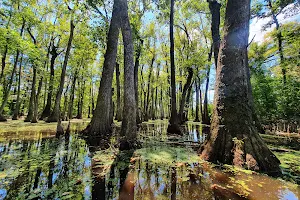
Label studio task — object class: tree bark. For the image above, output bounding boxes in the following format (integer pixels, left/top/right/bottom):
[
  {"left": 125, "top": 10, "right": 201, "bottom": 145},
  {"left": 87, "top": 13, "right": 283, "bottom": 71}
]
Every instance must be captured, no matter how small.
[
  {"left": 208, "top": 0, "right": 221, "bottom": 68},
  {"left": 145, "top": 55, "right": 155, "bottom": 121},
  {"left": 47, "top": 19, "right": 75, "bottom": 122},
  {"left": 267, "top": 0, "right": 286, "bottom": 84},
  {"left": 119, "top": 0, "right": 137, "bottom": 146},
  {"left": 134, "top": 39, "right": 143, "bottom": 124},
  {"left": 68, "top": 70, "right": 78, "bottom": 120},
  {"left": 151, "top": 82, "right": 155, "bottom": 120},
  {"left": 179, "top": 67, "right": 193, "bottom": 124},
  {"left": 31, "top": 76, "right": 43, "bottom": 123},
  {"left": 61, "top": 83, "right": 69, "bottom": 121},
  {"left": 76, "top": 80, "right": 85, "bottom": 119},
  {"left": 194, "top": 79, "right": 200, "bottom": 122},
  {"left": 200, "top": 0, "right": 281, "bottom": 176},
  {"left": 203, "top": 46, "right": 213, "bottom": 124},
  {"left": 199, "top": 79, "right": 203, "bottom": 120},
  {"left": 40, "top": 43, "right": 59, "bottom": 119},
  {"left": 185, "top": 80, "right": 193, "bottom": 121},
  {"left": 167, "top": 0, "right": 181, "bottom": 134},
  {"left": 115, "top": 62, "right": 122, "bottom": 121},
  {"left": 82, "top": 0, "right": 120, "bottom": 136},
  {"left": 25, "top": 65, "right": 36, "bottom": 122},
  {"left": 160, "top": 85, "right": 164, "bottom": 120},
  {"left": 12, "top": 55, "right": 23, "bottom": 120}
]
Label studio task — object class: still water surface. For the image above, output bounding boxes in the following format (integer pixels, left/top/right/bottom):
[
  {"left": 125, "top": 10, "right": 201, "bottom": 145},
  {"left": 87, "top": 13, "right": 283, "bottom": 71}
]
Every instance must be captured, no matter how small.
[{"left": 0, "top": 121, "right": 299, "bottom": 200}]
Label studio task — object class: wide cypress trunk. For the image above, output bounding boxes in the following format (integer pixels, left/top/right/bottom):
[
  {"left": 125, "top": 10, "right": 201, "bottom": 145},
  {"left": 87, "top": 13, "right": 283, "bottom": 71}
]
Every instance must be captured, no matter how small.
[
  {"left": 47, "top": 19, "right": 75, "bottom": 122},
  {"left": 82, "top": 0, "right": 120, "bottom": 136},
  {"left": 119, "top": 0, "right": 137, "bottom": 147},
  {"left": 167, "top": 0, "right": 181, "bottom": 134},
  {"left": 200, "top": 0, "right": 281, "bottom": 175},
  {"left": 179, "top": 67, "right": 193, "bottom": 124},
  {"left": 115, "top": 63, "right": 122, "bottom": 121}
]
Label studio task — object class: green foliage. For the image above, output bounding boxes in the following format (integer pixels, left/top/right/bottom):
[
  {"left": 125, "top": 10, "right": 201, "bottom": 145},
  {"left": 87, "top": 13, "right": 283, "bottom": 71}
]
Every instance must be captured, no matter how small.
[{"left": 249, "top": 22, "right": 300, "bottom": 122}]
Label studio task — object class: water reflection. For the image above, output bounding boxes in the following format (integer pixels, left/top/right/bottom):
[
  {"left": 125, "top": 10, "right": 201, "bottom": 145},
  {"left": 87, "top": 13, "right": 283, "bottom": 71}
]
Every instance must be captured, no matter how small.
[
  {"left": 0, "top": 131, "right": 91, "bottom": 200},
  {"left": 0, "top": 121, "right": 299, "bottom": 200}
]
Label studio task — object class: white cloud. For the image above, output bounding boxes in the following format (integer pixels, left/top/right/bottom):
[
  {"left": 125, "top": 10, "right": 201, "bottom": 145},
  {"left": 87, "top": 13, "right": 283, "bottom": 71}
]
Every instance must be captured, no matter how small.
[{"left": 249, "top": 3, "right": 300, "bottom": 43}]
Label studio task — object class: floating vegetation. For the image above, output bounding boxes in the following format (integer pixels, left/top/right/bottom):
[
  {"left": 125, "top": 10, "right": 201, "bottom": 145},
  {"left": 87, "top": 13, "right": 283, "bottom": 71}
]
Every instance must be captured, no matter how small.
[{"left": 0, "top": 121, "right": 300, "bottom": 200}]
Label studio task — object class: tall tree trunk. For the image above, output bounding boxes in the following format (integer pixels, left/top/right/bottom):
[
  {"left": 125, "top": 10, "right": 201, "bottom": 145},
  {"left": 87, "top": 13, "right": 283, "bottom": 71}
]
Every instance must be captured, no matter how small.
[
  {"left": 267, "top": 0, "right": 286, "bottom": 84},
  {"left": 145, "top": 55, "right": 155, "bottom": 121},
  {"left": 61, "top": 78, "right": 71, "bottom": 121},
  {"left": 82, "top": 0, "right": 120, "bottom": 136},
  {"left": 160, "top": 85, "right": 164, "bottom": 120},
  {"left": 40, "top": 44, "right": 58, "bottom": 119},
  {"left": 194, "top": 79, "right": 200, "bottom": 122},
  {"left": 134, "top": 39, "right": 143, "bottom": 124},
  {"left": 25, "top": 66, "right": 36, "bottom": 122},
  {"left": 200, "top": 0, "right": 281, "bottom": 175},
  {"left": 115, "top": 62, "right": 122, "bottom": 121},
  {"left": 167, "top": 0, "right": 181, "bottom": 134},
  {"left": 32, "top": 38, "right": 51, "bottom": 123},
  {"left": 140, "top": 65, "right": 145, "bottom": 121},
  {"left": 31, "top": 76, "right": 43, "bottom": 123},
  {"left": 119, "top": 0, "right": 137, "bottom": 147},
  {"left": 12, "top": 55, "right": 23, "bottom": 120},
  {"left": 77, "top": 80, "right": 85, "bottom": 119},
  {"left": 68, "top": 70, "right": 78, "bottom": 120},
  {"left": 203, "top": 47, "right": 213, "bottom": 124},
  {"left": 47, "top": 19, "right": 75, "bottom": 122},
  {"left": 199, "top": 79, "right": 203, "bottom": 120},
  {"left": 208, "top": 0, "right": 221, "bottom": 68},
  {"left": 185, "top": 81, "right": 193, "bottom": 121},
  {"left": 179, "top": 67, "right": 193, "bottom": 124},
  {"left": 166, "top": 60, "right": 171, "bottom": 119},
  {"left": 154, "top": 65, "right": 160, "bottom": 119},
  {"left": 151, "top": 84, "right": 155, "bottom": 120}
]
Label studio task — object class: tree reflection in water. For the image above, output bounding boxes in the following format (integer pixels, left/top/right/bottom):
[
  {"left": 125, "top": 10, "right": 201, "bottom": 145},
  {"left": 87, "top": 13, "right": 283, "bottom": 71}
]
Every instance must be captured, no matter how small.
[{"left": 0, "top": 122, "right": 300, "bottom": 200}]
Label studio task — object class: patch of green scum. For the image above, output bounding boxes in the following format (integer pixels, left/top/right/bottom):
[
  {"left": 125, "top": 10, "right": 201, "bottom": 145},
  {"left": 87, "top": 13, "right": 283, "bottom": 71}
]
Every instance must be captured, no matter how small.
[
  {"left": 134, "top": 145, "right": 201, "bottom": 166},
  {"left": 267, "top": 144, "right": 300, "bottom": 183},
  {"left": 92, "top": 147, "right": 119, "bottom": 177},
  {"left": 0, "top": 119, "right": 90, "bottom": 133},
  {"left": 222, "top": 164, "right": 254, "bottom": 175},
  {"left": 229, "top": 178, "right": 253, "bottom": 197}
]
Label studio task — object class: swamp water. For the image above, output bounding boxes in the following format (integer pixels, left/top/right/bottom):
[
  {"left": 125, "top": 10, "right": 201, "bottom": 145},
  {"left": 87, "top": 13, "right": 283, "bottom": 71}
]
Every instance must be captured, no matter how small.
[{"left": 0, "top": 121, "right": 299, "bottom": 200}]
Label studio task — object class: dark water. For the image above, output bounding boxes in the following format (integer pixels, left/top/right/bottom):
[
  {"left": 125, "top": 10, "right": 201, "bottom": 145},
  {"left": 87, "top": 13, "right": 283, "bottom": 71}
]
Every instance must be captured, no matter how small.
[{"left": 0, "top": 121, "right": 299, "bottom": 200}]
